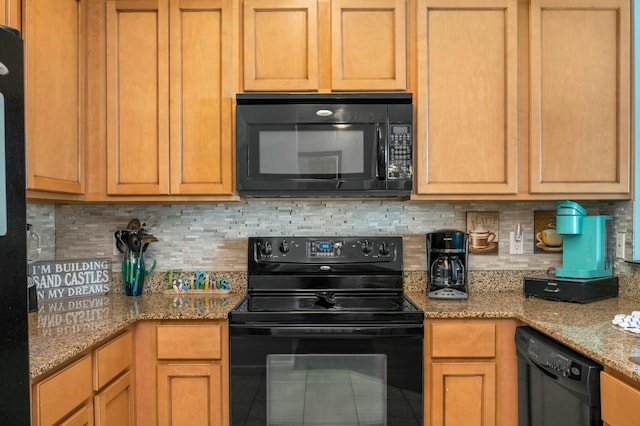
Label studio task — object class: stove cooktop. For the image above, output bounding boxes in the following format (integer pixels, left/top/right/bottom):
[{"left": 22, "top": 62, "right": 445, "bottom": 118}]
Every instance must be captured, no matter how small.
[
  {"left": 248, "top": 295, "right": 403, "bottom": 311},
  {"left": 229, "top": 294, "right": 424, "bottom": 325},
  {"left": 231, "top": 236, "right": 424, "bottom": 325}
]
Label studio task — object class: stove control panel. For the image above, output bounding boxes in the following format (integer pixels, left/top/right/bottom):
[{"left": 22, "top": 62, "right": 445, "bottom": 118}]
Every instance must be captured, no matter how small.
[
  {"left": 308, "top": 240, "right": 344, "bottom": 257},
  {"left": 251, "top": 236, "right": 401, "bottom": 262}
]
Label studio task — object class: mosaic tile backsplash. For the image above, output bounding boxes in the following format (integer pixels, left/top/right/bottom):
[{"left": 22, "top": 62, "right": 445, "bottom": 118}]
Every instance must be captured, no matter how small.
[{"left": 27, "top": 199, "right": 633, "bottom": 274}]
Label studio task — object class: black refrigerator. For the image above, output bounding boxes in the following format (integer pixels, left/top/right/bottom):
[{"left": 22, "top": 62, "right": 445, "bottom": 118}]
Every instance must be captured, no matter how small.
[{"left": 0, "top": 25, "right": 31, "bottom": 424}]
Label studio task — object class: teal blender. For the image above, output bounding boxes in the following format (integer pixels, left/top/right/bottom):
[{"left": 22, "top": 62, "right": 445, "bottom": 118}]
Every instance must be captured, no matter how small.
[{"left": 555, "top": 200, "right": 613, "bottom": 279}]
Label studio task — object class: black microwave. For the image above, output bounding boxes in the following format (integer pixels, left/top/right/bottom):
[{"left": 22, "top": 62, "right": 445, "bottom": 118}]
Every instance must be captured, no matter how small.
[{"left": 236, "top": 93, "right": 413, "bottom": 197}]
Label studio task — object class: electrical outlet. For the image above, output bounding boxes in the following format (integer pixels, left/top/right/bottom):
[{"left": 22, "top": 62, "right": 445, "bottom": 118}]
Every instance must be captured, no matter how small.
[
  {"left": 113, "top": 238, "right": 121, "bottom": 256},
  {"left": 509, "top": 231, "right": 524, "bottom": 254},
  {"left": 616, "top": 233, "right": 626, "bottom": 259}
]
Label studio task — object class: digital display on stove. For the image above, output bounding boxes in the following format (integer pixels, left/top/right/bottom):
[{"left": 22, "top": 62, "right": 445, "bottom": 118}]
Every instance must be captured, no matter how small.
[
  {"left": 308, "top": 240, "right": 343, "bottom": 257},
  {"left": 317, "top": 242, "right": 333, "bottom": 251}
]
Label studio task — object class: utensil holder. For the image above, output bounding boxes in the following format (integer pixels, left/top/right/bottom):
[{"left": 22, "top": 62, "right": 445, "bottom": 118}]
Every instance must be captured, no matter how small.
[{"left": 122, "top": 250, "right": 155, "bottom": 296}]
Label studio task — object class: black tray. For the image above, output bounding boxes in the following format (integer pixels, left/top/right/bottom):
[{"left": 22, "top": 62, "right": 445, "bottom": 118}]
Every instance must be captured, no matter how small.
[{"left": 523, "top": 275, "right": 618, "bottom": 303}]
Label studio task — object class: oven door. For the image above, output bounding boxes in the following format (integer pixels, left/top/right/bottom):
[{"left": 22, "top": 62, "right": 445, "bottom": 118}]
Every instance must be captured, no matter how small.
[{"left": 230, "top": 323, "right": 423, "bottom": 426}]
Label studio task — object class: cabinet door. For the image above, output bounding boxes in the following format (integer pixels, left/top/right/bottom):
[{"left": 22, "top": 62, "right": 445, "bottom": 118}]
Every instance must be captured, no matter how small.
[
  {"left": 331, "top": 0, "right": 405, "bottom": 91},
  {"left": 94, "top": 370, "right": 135, "bottom": 426},
  {"left": 24, "top": 0, "right": 85, "bottom": 194},
  {"left": 243, "top": 0, "right": 319, "bottom": 91},
  {"left": 106, "top": 0, "right": 170, "bottom": 195},
  {"left": 0, "top": 0, "right": 21, "bottom": 30},
  {"left": 32, "top": 355, "right": 93, "bottom": 426},
  {"left": 416, "top": 0, "right": 518, "bottom": 195},
  {"left": 601, "top": 372, "right": 640, "bottom": 426},
  {"left": 529, "top": 0, "right": 630, "bottom": 195},
  {"left": 169, "top": 0, "right": 233, "bottom": 194},
  {"left": 430, "top": 362, "right": 496, "bottom": 426},
  {"left": 60, "top": 402, "right": 94, "bottom": 426},
  {"left": 157, "top": 363, "right": 223, "bottom": 426}
]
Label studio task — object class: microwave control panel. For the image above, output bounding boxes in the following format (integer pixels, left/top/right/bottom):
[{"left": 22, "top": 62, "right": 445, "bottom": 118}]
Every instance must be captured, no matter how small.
[{"left": 388, "top": 125, "right": 413, "bottom": 180}]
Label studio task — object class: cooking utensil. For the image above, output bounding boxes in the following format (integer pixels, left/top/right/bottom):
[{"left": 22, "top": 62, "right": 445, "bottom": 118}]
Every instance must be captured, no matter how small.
[
  {"left": 114, "top": 230, "right": 127, "bottom": 253},
  {"left": 128, "top": 232, "right": 141, "bottom": 254},
  {"left": 127, "top": 218, "right": 141, "bottom": 230}
]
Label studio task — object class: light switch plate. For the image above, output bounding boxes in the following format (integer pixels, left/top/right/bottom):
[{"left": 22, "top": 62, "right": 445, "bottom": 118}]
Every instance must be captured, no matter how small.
[
  {"left": 616, "top": 233, "right": 626, "bottom": 259},
  {"left": 510, "top": 231, "right": 524, "bottom": 255}
]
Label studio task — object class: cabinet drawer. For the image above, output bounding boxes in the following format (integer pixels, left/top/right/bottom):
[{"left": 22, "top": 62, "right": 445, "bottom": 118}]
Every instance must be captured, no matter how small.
[
  {"left": 33, "top": 355, "right": 93, "bottom": 426},
  {"left": 601, "top": 372, "right": 640, "bottom": 426},
  {"left": 157, "top": 324, "right": 222, "bottom": 360},
  {"left": 430, "top": 321, "right": 496, "bottom": 358},
  {"left": 93, "top": 330, "right": 133, "bottom": 390}
]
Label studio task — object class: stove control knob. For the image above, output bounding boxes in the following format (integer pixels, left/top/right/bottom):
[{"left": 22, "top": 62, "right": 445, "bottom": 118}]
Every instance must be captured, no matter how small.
[
  {"left": 378, "top": 242, "right": 390, "bottom": 256},
  {"left": 360, "top": 240, "right": 373, "bottom": 254},
  {"left": 279, "top": 240, "right": 290, "bottom": 253},
  {"left": 259, "top": 241, "right": 272, "bottom": 256}
]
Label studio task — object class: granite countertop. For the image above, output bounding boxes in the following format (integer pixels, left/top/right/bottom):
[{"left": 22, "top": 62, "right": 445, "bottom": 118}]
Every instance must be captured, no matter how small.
[
  {"left": 29, "top": 290, "right": 640, "bottom": 386},
  {"left": 29, "top": 292, "right": 246, "bottom": 378}
]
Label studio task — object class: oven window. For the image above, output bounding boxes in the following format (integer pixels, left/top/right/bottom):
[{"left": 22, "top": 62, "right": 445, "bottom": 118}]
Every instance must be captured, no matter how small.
[
  {"left": 259, "top": 129, "right": 365, "bottom": 176},
  {"left": 267, "top": 354, "right": 386, "bottom": 426},
  {"left": 230, "top": 333, "right": 423, "bottom": 425}
]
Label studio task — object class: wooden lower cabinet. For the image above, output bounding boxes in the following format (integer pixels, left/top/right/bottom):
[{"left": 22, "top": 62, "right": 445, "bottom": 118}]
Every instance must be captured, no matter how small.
[
  {"left": 95, "top": 370, "right": 135, "bottom": 426},
  {"left": 601, "top": 371, "right": 640, "bottom": 426},
  {"left": 60, "top": 402, "right": 95, "bottom": 426},
  {"left": 31, "top": 330, "right": 134, "bottom": 426},
  {"left": 431, "top": 362, "right": 496, "bottom": 425},
  {"left": 32, "top": 355, "right": 94, "bottom": 426},
  {"left": 135, "top": 320, "right": 229, "bottom": 426},
  {"left": 157, "top": 364, "right": 223, "bottom": 426},
  {"left": 425, "top": 319, "right": 518, "bottom": 426}
]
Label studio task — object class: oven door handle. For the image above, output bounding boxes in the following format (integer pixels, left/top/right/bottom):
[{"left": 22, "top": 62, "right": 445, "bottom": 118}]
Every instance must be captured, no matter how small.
[{"left": 230, "top": 324, "right": 423, "bottom": 337}]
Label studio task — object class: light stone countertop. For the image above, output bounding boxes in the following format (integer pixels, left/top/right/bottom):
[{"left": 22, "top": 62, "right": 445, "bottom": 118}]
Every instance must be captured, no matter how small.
[{"left": 29, "top": 289, "right": 640, "bottom": 386}]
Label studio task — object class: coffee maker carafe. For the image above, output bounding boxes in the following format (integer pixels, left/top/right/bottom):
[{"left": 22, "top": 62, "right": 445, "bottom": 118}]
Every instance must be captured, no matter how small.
[{"left": 427, "top": 230, "right": 469, "bottom": 299}]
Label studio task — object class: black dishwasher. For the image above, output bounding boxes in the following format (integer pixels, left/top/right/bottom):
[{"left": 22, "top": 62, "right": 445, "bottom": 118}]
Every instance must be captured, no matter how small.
[{"left": 515, "top": 326, "right": 602, "bottom": 426}]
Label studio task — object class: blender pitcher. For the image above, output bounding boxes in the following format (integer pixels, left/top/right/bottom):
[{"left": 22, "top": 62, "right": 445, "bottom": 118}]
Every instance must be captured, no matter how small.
[{"left": 122, "top": 247, "right": 156, "bottom": 296}]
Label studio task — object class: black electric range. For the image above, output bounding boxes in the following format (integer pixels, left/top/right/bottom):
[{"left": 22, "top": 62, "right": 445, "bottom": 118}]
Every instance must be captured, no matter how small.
[{"left": 229, "top": 236, "right": 424, "bottom": 426}]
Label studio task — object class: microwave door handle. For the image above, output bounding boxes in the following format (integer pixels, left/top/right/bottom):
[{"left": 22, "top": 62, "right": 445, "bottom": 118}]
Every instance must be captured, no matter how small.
[{"left": 376, "top": 123, "right": 386, "bottom": 179}]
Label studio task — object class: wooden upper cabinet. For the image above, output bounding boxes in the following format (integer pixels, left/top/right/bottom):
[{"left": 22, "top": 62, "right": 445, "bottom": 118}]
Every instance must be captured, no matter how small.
[
  {"left": 106, "top": 0, "right": 232, "bottom": 196},
  {"left": 24, "top": 0, "right": 85, "bottom": 194},
  {"left": 529, "top": 0, "right": 630, "bottom": 195},
  {"left": 331, "top": 0, "right": 406, "bottom": 90},
  {"left": 415, "top": 0, "right": 518, "bottom": 195},
  {"left": 243, "top": 0, "right": 319, "bottom": 91},
  {"left": 106, "top": 0, "right": 170, "bottom": 195},
  {"left": 169, "top": 0, "right": 233, "bottom": 195},
  {"left": 0, "top": 0, "right": 21, "bottom": 31},
  {"left": 242, "top": 0, "right": 406, "bottom": 92}
]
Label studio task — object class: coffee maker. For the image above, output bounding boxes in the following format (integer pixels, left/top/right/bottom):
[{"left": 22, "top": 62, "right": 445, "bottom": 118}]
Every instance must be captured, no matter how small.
[
  {"left": 556, "top": 200, "right": 613, "bottom": 278},
  {"left": 427, "top": 230, "right": 469, "bottom": 299},
  {"left": 523, "top": 200, "right": 618, "bottom": 303}
]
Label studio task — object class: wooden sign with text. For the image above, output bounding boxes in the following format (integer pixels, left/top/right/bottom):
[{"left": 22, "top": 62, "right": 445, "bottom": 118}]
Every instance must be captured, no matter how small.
[{"left": 29, "top": 259, "right": 111, "bottom": 300}]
